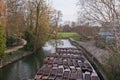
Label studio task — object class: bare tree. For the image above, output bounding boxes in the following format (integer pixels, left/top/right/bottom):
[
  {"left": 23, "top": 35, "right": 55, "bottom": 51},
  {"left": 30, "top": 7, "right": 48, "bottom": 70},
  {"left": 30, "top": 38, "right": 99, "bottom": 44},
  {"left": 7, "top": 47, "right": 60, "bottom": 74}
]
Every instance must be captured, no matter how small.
[
  {"left": 6, "top": 0, "right": 26, "bottom": 37},
  {"left": 0, "top": 0, "right": 7, "bottom": 26},
  {"left": 78, "top": 0, "right": 120, "bottom": 48}
]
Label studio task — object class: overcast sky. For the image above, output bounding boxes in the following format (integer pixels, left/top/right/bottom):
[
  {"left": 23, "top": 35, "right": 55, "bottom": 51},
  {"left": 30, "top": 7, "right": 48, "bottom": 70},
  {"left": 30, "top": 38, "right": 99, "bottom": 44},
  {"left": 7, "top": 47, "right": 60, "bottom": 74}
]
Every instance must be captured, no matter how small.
[{"left": 51, "top": 0, "right": 78, "bottom": 22}]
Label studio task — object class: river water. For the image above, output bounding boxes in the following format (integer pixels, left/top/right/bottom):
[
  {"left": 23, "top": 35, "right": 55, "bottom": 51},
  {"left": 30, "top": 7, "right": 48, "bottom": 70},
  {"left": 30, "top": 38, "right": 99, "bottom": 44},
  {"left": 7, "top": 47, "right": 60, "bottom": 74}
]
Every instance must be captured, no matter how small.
[{"left": 0, "top": 39, "right": 75, "bottom": 80}]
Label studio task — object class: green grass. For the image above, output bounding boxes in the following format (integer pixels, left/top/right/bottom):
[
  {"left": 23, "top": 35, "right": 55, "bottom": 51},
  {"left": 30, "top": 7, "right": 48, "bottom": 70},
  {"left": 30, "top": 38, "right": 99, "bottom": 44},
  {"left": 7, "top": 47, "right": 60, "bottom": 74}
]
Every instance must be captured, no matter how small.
[{"left": 57, "top": 32, "right": 80, "bottom": 41}]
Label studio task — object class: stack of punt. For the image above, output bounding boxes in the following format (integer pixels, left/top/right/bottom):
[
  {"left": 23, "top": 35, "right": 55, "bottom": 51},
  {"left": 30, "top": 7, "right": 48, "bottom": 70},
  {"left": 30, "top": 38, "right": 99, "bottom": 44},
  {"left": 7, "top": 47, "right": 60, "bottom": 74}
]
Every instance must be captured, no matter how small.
[{"left": 34, "top": 48, "right": 100, "bottom": 80}]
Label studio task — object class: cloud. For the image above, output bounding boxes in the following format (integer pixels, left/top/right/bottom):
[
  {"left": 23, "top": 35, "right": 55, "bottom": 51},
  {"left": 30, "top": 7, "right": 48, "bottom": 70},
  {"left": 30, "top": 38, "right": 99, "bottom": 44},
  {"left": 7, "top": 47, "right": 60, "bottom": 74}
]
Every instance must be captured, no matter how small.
[{"left": 52, "top": 0, "right": 77, "bottom": 22}]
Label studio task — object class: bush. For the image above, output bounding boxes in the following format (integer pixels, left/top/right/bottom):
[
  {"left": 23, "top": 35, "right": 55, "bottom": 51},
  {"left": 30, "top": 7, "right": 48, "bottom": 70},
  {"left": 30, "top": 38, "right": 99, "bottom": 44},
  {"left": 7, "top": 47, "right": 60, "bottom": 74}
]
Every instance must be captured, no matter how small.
[
  {"left": 22, "top": 31, "right": 34, "bottom": 51},
  {"left": 6, "top": 36, "right": 18, "bottom": 47},
  {"left": 0, "top": 24, "right": 6, "bottom": 60},
  {"left": 105, "top": 53, "right": 120, "bottom": 80}
]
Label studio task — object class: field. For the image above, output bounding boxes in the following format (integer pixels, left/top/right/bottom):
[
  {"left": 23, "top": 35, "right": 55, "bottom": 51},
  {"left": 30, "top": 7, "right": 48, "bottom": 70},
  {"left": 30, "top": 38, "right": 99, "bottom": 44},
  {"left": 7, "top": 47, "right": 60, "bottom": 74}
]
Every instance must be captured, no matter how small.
[{"left": 57, "top": 32, "right": 80, "bottom": 41}]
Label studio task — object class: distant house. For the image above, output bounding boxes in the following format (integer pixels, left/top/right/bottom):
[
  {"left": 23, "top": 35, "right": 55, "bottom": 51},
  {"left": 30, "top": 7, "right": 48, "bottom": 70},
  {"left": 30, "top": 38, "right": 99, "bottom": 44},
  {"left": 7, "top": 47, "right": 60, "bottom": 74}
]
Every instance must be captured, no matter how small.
[
  {"left": 95, "top": 21, "right": 118, "bottom": 47},
  {"left": 97, "top": 30, "right": 115, "bottom": 45},
  {"left": 96, "top": 20, "right": 120, "bottom": 48}
]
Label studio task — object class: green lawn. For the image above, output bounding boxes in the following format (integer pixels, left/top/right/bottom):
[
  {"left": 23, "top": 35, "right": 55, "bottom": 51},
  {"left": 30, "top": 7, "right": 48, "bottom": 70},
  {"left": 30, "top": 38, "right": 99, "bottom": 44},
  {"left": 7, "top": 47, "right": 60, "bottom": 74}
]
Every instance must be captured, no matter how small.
[{"left": 57, "top": 32, "right": 80, "bottom": 41}]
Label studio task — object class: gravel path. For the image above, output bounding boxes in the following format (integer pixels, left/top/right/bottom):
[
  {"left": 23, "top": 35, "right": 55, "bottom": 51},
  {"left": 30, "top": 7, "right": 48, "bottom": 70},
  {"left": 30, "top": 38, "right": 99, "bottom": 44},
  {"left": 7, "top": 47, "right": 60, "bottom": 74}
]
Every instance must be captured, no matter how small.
[{"left": 5, "top": 39, "right": 27, "bottom": 54}]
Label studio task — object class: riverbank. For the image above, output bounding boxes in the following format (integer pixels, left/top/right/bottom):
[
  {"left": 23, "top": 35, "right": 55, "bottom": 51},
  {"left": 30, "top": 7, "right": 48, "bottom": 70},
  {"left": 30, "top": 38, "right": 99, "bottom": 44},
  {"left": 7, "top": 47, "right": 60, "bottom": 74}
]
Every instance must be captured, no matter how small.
[
  {"left": 69, "top": 38, "right": 108, "bottom": 80},
  {"left": 0, "top": 50, "right": 33, "bottom": 68},
  {"left": 0, "top": 49, "right": 45, "bottom": 80},
  {"left": 0, "top": 39, "right": 31, "bottom": 68},
  {"left": 5, "top": 39, "right": 27, "bottom": 54}
]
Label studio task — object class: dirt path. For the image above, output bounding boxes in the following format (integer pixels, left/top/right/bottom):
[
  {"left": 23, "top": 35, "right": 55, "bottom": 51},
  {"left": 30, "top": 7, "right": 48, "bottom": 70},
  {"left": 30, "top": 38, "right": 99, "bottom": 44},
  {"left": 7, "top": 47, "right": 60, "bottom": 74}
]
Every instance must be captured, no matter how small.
[{"left": 5, "top": 39, "right": 27, "bottom": 54}]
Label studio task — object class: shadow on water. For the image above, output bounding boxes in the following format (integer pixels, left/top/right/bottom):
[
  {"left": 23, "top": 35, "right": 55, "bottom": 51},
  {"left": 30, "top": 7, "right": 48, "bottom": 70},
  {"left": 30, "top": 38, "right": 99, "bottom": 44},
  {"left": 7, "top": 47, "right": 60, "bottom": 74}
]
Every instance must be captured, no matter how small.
[{"left": 0, "top": 49, "right": 45, "bottom": 80}]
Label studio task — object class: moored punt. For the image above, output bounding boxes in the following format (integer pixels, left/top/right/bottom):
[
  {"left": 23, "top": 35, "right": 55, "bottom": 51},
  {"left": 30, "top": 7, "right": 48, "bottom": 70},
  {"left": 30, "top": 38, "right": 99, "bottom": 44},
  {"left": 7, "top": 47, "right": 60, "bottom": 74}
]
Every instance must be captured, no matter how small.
[
  {"left": 41, "top": 65, "right": 51, "bottom": 80},
  {"left": 53, "top": 58, "right": 59, "bottom": 64},
  {"left": 63, "top": 70, "right": 70, "bottom": 79},
  {"left": 70, "top": 66, "right": 76, "bottom": 72},
  {"left": 84, "top": 62, "right": 93, "bottom": 73},
  {"left": 44, "top": 57, "right": 49, "bottom": 64},
  {"left": 68, "top": 59, "right": 74, "bottom": 66},
  {"left": 58, "top": 58, "right": 63, "bottom": 65},
  {"left": 69, "top": 72, "right": 77, "bottom": 80},
  {"left": 73, "top": 59, "right": 79, "bottom": 67},
  {"left": 35, "top": 69, "right": 43, "bottom": 80},
  {"left": 34, "top": 48, "right": 100, "bottom": 80},
  {"left": 50, "top": 68, "right": 58, "bottom": 76},
  {"left": 57, "top": 67, "right": 64, "bottom": 76},
  {"left": 55, "top": 76, "right": 63, "bottom": 80},
  {"left": 34, "top": 74, "right": 42, "bottom": 80},
  {"left": 47, "top": 57, "right": 54, "bottom": 65},
  {"left": 91, "top": 73, "right": 100, "bottom": 80},
  {"left": 63, "top": 59, "right": 68, "bottom": 66},
  {"left": 85, "top": 72, "right": 91, "bottom": 80},
  {"left": 76, "top": 70, "right": 83, "bottom": 80}
]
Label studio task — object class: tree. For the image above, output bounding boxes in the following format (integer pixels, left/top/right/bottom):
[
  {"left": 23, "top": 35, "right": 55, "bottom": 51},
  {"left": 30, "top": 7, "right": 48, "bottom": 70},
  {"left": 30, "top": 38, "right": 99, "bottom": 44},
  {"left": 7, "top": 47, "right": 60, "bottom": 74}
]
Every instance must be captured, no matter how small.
[
  {"left": 106, "top": 53, "right": 120, "bottom": 80},
  {"left": 78, "top": 0, "right": 120, "bottom": 48},
  {"left": 6, "top": 0, "right": 26, "bottom": 37},
  {"left": 0, "top": 0, "right": 7, "bottom": 66},
  {"left": 27, "top": 0, "right": 52, "bottom": 52},
  {"left": 0, "top": 0, "right": 7, "bottom": 26}
]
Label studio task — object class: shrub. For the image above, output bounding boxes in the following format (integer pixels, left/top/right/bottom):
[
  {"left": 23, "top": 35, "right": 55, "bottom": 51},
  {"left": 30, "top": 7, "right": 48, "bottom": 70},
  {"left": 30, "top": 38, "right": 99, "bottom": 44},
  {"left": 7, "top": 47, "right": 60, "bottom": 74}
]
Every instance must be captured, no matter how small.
[
  {"left": 6, "top": 36, "right": 18, "bottom": 47},
  {"left": 105, "top": 53, "right": 120, "bottom": 80},
  {"left": 0, "top": 24, "right": 6, "bottom": 60},
  {"left": 22, "top": 31, "right": 34, "bottom": 51}
]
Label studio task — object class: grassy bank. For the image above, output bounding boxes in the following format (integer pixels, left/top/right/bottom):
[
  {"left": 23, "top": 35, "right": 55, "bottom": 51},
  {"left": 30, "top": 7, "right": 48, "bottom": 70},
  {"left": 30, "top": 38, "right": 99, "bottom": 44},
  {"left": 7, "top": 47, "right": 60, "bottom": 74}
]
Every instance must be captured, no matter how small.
[
  {"left": 57, "top": 32, "right": 80, "bottom": 41},
  {"left": 0, "top": 49, "right": 32, "bottom": 68}
]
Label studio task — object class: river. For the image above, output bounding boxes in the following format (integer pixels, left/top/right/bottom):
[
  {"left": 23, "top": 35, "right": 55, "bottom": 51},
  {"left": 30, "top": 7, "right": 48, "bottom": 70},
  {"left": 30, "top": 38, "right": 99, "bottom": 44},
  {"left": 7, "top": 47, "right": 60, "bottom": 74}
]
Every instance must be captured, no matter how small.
[{"left": 0, "top": 39, "right": 74, "bottom": 80}]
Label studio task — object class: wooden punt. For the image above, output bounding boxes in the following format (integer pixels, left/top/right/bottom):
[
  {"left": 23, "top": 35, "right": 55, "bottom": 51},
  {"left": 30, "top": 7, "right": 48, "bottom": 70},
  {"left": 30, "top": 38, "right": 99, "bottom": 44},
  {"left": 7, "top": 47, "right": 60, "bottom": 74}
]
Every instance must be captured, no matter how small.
[
  {"left": 44, "top": 57, "right": 49, "bottom": 64},
  {"left": 57, "top": 68, "right": 64, "bottom": 77},
  {"left": 55, "top": 76, "right": 63, "bottom": 80},
  {"left": 85, "top": 72, "right": 91, "bottom": 80},
  {"left": 68, "top": 59, "right": 73, "bottom": 66},
  {"left": 76, "top": 70, "right": 83, "bottom": 80},
  {"left": 42, "top": 66, "right": 51, "bottom": 80},
  {"left": 53, "top": 58, "right": 59, "bottom": 64},
  {"left": 35, "top": 69, "right": 43, "bottom": 79},
  {"left": 64, "top": 66, "right": 70, "bottom": 71},
  {"left": 69, "top": 72, "right": 77, "bottom": 80},
  {"left": 63, "top": 59, "right": 68, "bottom": 66},
  {"left": 63, "top": 70, "right": 70, "bottom": 79},
  {"left": 73, "top": 59, "right": 79, "bottom": 67},
  {"left": 34, "top": 74, "right": 42, "bottom": 80},
  {"left": 69, "top": 66, "right": 76, "bottom": 72},
  {"left": 58, "top": 58, "right": 63, "bottom": 65},
  {"left": 50, "top": 68, "right": 57, "bottom": 76},
  {"left": 81, "top": 63, "right": 88, "bottom": 73},
  {"left": 78, "top": 62, "right": 84, "bottom": 69},
  {"left": 48, "top": 75, "right": 56, "bottom": 80},
  {"left": 49, "top": 69, "right": 57, "bottom": 80},
  {"left": 84, "top": 63, "right": 93, "bottom": 73},
  {"left": 91, "top": 73, "right": 100, "bottom": 80},
  {"left": 47, "top": 57, "right": 54, "bottom": 65},
  {"left": 78, "top": 56, "right": 85, "bottom": 62}
]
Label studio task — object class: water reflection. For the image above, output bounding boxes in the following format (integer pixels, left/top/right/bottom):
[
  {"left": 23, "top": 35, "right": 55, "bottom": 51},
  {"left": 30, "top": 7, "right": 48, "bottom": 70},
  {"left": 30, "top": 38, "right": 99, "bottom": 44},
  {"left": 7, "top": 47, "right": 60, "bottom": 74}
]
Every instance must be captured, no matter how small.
[
  {"left": 43, "top": 39, "right": 76, "bottom": 53},
  {"left": 0, "top": 49, "right": 45, "bottom": 80}
]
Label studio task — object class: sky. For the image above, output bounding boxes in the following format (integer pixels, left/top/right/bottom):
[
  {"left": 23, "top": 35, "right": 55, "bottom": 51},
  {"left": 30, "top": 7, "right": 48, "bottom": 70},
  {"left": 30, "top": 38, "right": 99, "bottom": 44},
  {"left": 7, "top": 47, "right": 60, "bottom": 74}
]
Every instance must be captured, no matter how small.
[{"left": 51, "top": 0, "right": 78, "bottom": 22}]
